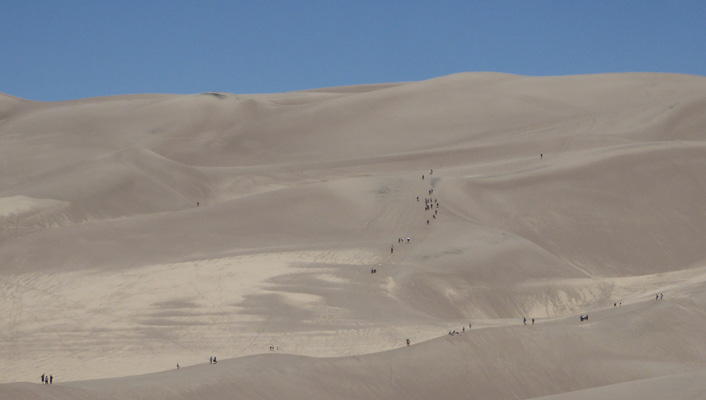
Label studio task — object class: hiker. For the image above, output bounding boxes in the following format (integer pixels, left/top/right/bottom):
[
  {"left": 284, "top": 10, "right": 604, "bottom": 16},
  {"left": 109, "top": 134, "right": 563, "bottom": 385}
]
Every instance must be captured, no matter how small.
[
  {"left": 391, "top": 245, "right": 394, "bottom": 254},
  {"left": 41, "top": 374, "right": 45, "bottom": 384},
  {"left": 50, "top": 375, "right": 53, "bottom": 384},
  {"left": 407, "top": 237, "right": 410, "bottom": 243},
  {"left": 469, "top": 322, "right": 472, "bottom": 329},
  {"left": 523, "top": 317, "right": 526, "bottom": 325},
  {"left": 210, "top": 356, "right": 213, "bottom": 364},
  {"left": 532, "top": 318, "right": 535, "bottom": 325},
  {"left": 580, "top": 315, "right": 584, "bottom": 322},
  {"left": 422, "top": 175, "right": 424, "bottom": 180},
  {"left": 430, "top": 169, "right": 433, "bottom": 175},
  {"left": 427, "top": 219, "right": 429, "bottom": 225},
  {"left": 406, "top": 338, "right": 410, "bottom": 346},
  {"left": 540, "top": 154, "right": 543, "bottom": 159},
  {"left": 660, "top": 293, "right": 663, "bottom": 299},
  {"left": 213, "top": 356, "right": 217, "bottom": 364},
  {"left": 656, "top": 294, "right": 659, "bottom": 300},
  {"left": 177, "top": 362, "right": 180, "bottom": 370},
  {"left": 462, "top": 326, "right": 465, "bottom": 333},
  {"left": 614, "top": 303, "right": 617, "bottom": 307},
  {"left": 197, "top": 201, "right": 199, "bottom": 207}
]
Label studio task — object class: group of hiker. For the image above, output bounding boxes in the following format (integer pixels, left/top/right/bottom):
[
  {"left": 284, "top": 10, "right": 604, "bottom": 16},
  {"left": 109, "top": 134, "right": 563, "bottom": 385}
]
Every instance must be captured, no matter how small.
[
  {"left": 392, "top": 169, "right": 442, "bottom": 254},
  {"left": 448, "top": 323, "right": 472, "bottom": 336},
  {"left": 40, "top": 373, "right": 53, "bottom": 384}
]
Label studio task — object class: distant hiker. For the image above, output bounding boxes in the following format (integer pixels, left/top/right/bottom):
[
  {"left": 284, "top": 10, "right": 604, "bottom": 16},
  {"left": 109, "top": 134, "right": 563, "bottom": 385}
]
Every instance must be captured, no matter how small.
[
  {"left": 50, "top": 375, "right": 53, "bottom": 384},
  {"left": 210, "top": 356, "right": 213, "bottom": 364},
  {"left": 177, "top": 362, "right": 180, "bottom": 370},
  {"left": 213, "top": 356, "right": 217, "bottom": 363},
  {"left": 417, "top": 196, "right": 419, "bottom": 201},
  {"left": 422, "top": 175, "right": 424, "bottom": 180},
  {"left": 407, "top": 237, "right": 410, "bottom": 243},
  {"left": 41, "top": 374, "right": 45, "bottom": 384},
  {"left": 656, "top": 294, "right": 659, "bottom": 300},
  {"left": 430, "top": 169, "right": 433, "bottom": 175},
  {"left": 660, "top": 293, "right": 663, "bottom": 299},
  {"left": 406, "top": 338, "right": 410, "bottom": 346},
  {"left": 523, "top": 317, "right": 527, "bottom": 325},
  {"left": 391, "top": 245, "right": 394, "bottom": 254},
  {"left": 620, "top": 302, "right": 622, "bottom": 306},
  {"left": 614, "top": 303, "right": 617, "bottom": 307},
  {"left": 462, "top": 326, "right": 465, "bottom": 333},
  {"left": 427, "top": 219, "right": 430, "bottom": 225},
  {"left": 197, "top": 201, "right": 199, "bottom": 207},
  {"left": 580, "top": 315, "right": 584, "bottom": 322},
  {"left": 532, "top": 318, "right": 535, "bottom": 325},
  {"left": 469, "top": 322, "right": 472, "bottom": 329},
  {"left": 586, "top": 314, "right": 588, "bottom": 320},
  {"left": 540, "top": 154, "right": 543, "bottom": 159}
]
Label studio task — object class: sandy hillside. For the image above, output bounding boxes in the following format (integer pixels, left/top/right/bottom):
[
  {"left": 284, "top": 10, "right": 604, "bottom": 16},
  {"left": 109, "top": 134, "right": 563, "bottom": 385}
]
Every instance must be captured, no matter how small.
[{"left": 1, "top": 72, "right": 706, "bottom": 399}]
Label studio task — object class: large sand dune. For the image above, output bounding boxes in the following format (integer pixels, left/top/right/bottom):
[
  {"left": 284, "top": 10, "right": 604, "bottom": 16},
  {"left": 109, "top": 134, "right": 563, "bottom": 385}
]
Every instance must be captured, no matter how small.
[{"left": 1, "top": 72, "right": 705, "bottom": 399}]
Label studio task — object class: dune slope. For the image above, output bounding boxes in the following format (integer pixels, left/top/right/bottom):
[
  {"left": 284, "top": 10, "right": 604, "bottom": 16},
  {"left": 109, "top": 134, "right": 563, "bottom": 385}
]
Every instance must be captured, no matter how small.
[{"left": 1, "top": 72, "right": 706, "bottom": 398}]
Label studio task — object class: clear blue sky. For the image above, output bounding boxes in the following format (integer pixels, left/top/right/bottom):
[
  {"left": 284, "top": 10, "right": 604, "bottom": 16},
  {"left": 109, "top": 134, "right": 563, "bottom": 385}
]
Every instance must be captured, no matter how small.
[{"left": 2, "top": 1, "right": 705, "bottom": 101}]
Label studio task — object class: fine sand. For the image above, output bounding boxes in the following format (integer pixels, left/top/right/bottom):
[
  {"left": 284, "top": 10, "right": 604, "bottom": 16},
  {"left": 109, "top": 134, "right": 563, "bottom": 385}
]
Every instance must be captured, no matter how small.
[{"left": 1, "top": 72, "right": 706, "bottom": 399}]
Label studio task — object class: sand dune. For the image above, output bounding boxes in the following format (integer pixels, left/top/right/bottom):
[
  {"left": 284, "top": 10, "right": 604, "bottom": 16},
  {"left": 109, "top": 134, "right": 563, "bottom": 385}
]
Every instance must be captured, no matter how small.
[{"left": 1, "top": 72, "right": 705, "bottom": 399}]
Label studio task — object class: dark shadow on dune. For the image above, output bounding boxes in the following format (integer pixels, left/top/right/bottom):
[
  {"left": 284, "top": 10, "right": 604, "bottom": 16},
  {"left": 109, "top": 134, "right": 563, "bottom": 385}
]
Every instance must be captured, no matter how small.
[{"left": 200, "top": 92, "right": 228, "bottom": 99}]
